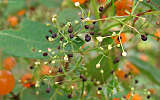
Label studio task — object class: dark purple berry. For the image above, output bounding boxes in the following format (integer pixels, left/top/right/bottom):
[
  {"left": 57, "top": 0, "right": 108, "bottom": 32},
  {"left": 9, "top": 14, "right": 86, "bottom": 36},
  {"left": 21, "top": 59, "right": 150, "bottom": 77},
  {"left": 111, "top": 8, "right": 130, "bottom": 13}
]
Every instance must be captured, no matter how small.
[
  {"left": 58, "top": 68, "right": 63, "bottom": 72},
  {"left": 52, "top": 33, "right": 57, "bottom": 38},
  {"left": 93, "top": 21, "right": 96, "bottom": 24},
  {"left": 110, "top": 70, "right": 114, "bottom": 74},
  {"left": 46, "top": 88, "right": 50, "bottom": 93},
  {"left": 60, "top": 37, "right": 63, "bottom": 41},
  {"left": 98, "top": 87, "right": 102, "bottom": 90},
  {"left": 85, "top": 34, "right": 91, "bottom": 42},
  {"left": 113, "top": 57, "right": 120, "bottom": 64},
  {"left": 30, "top": 83, "right": 35, "bottom": 87},
  {"left": 90, "top": 32, "right": 94, "bottom": 35},
  {"left": 68, "top": 54, "right": 73, "bottom": 58},
  {"left": 43, "top": 52, "right": 48, "bottom": 56},
  {"left": 141, "top": 35, "right": 147, "bottom": 41},
  {"left": 69, "top": 33, "right": 74, "bottom": 39},
  {"left": 99, "top": 6, "right": 104, "bottom": 12},
  {"left": 49, "top": 29, "right": 52, "bottom": 33},
  {"left": 135, "top": 80, "right": 139, "bottom": 84},
  {"left": 57, "top": 46, "right": 60, "bottom": 50},
  {"left": 84, "top": 25, "right": 89, "bottom": 29},
  {"left": 147, "top": 95, "right": 151, "bottom": 99},
  {"left": 45, "top": 35, "right": 49, "bottom": 40},
  {"left": 67, "top": 94, "right": 72, "bottom": 99},
  {"left": 68, "top": 27, "right": 73, "bottom": 33},
  {"left": 124, "top": 74, "right": 128, "bottom": 78},
  {"left": 29, "top": 66, "right": 34, "bottom": 69}
]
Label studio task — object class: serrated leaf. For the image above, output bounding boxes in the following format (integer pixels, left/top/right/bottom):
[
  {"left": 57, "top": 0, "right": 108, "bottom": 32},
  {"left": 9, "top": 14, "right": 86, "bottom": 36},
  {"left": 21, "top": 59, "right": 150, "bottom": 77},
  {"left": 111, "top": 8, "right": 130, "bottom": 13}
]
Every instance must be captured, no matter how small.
[
  {"left": 128, "top": 56, "right": 160, "bottom": 85},
  {"left": 0, "top": 19, "right": 58, "bottom": 58}
]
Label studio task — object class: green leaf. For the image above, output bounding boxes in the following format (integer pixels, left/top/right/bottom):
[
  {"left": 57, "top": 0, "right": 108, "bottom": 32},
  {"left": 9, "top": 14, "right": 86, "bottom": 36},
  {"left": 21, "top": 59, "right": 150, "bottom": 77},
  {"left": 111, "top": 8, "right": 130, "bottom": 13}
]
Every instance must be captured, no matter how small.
[
  {"left": 20, "top": 85, "right": 70, "bottom": 100},
  {"left": 38, "top": 0, "right": 63, "bottom": 8},
  {"left": 86, "top": 55, "right": 113, "bottom": 82},
  {"left": 0, "top": 19, "right": 58, "bottom": 58},
  {"left": 57, "top": 8, "right": 80, "bottom": 25},
  {"left": 128, "top": 56, "right": 160, "bottom": 85},
  {"left": 4, "top": 0, "right": 26, "bottom": 15},
  {"left": 142, "top": 0, "right": 160, "bottom": 10}
]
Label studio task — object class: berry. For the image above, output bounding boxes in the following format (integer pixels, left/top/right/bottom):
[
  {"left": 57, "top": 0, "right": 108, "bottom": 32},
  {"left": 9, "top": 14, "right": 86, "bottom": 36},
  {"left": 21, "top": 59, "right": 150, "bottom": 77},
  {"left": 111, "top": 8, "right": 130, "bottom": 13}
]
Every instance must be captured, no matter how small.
[
  {"left": 67, "top": 94, "right": 72, "bottom": 98},
  {"left": 85, "top": 34, "right": 91, "bottom": 42},
  {"left": 46, "top": 88, "right": 50, "bottom": 93},
  {"left": 147, "top": 95, "right": 151, "bottom": 99},
  {"left": 21, "top": 73, "right": 35, "bottom": 88},
  {"left": 135, "top": 80, "right": 139, "bottom": 84},
  {"left": 99, "top": 6, "right": 104, "bottom": 12},
  {"left": 58, "top": 68, "right": 63, "bottom": 72},
  {"left": 0, "top": 70, "right": 15, "bottom": 95},
  {"left": 48, "top": 29, "right": 52, "bottom": 33},
  {"left": 112, "top": 33, "right": 126, "bottom": 44},
  {"left": 124, "top": 74, "right": 129, "bottom": 78},
  {"left": 98, "top": 87, "right": 102, "bottom": 90},
  {"left": 93, "top": 21, "right": 96, "bottom": 24},
  {"left": 29, "top": 66, "right": 34, "bottom": 69},
  {"left": 45, "top": 35, "right": 49, "bottom": 40},
  {"left": 57, "top": 46, "right": 61, "bottom": 50},
  {"left": 69, "top": 33, "right": 74, "bottom": 39},
  {"left": 43, "top": 52, "right": 48, "bottom": 56},
  {"left": 60, "top": 37, "right": 64, "bottom": 41},
  {"left": 84, "top": 25, "right": 89, "bottom": 29},
  {"left": 52, "top": 33, "right": 57, "bottom": 38},
  {"left": 141, "top": 35, "right": 147, "bottom": 41},
  {"left": 68, "top": 54, "right": 73, "bottom": 58},
  {"left": 3, "top": 57, "right": 16, "bottom": 70},
  {"left": 90, "top": 32, "right": 94, "bottom": 35},
  {"left": 68, "top": 27, "right": 73, "bottom": 33},
  {"left": 113, "top": 57, "right": 120, "bottom": 64}
]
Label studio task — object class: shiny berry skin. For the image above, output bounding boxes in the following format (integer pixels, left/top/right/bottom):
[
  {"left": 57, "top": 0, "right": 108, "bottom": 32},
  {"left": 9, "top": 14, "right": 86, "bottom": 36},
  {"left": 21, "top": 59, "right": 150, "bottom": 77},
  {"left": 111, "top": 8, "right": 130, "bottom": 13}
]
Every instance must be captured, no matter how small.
[
  {"left": 141, "top": 35, "right": 147, "bottom": 41},
  {"left": 85, "top": 34, "right": 91, "bottom": 42},
  {"left": 67, "top": 94, "right": 72, "bottom": 98},
  {"left": 84, "top": 25, "right": 89, "bottom": 29},
  {"left": 0, "top": 70, "right": 15, "bottom": 95},
  {"left": 69, "top": 33, "right": 74, "bottom": 39},
  {"left": 113, "top": 57, "right": 120, "bottom": 64},
  {"left": 68, "top": 27, "right": 73, "bottom": 33},
  {"left": 45, "top": 35, "right": 49, "bottom": 40},
  {"left": 21, "top": 73, "right": 35, "bottom": 88},
  {"left": 90, "top": 32, "right": 94, "bottom": 35},
  {"left": 52, "top": 33, "right": 57, "bottom": 38},
  {"left": 46, "top": 88, "right": 50, "bottom": 93},
  {"left": 99, "top": 6, "right": 104, "bottom": 12},
  {"left": 98, "top": 87, "right": 102, "bottom": 90},
  {"left": 43, "top": 52, "right": 48, "bottom": 56},
  {"left": 48, "top": 29, "right": 52, "bottom": 33},
  {"left": 3, "top": 57, "right": 16, "bottom": 70},
  {"left": 68, "top": 54, "right": 73, "bottom": 58},
  {"left": 114, "top": 0, "right": 133, "bottom": 16},
  {"left": 60, "top": 37, "right": 64, "bottom": 41}
]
